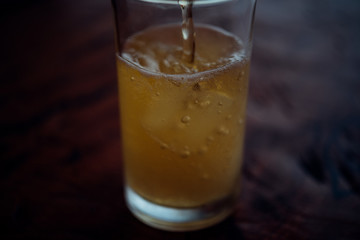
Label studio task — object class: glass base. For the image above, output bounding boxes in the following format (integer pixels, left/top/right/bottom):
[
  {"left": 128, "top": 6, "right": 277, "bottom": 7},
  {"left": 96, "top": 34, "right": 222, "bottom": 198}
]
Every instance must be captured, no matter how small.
[{"left": 125, "top": 185, "right": 236, "bottom": 231}]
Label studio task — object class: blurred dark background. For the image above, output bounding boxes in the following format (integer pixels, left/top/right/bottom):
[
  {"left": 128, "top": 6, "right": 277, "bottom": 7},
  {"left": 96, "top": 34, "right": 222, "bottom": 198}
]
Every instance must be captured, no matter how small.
[{"left": 1, "top": 0, "right": 360, "bottom": 239}]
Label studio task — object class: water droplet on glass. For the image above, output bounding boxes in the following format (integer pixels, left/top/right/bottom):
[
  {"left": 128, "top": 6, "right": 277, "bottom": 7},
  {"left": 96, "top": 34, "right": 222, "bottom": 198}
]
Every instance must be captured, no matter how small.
[{"left": 130, "top": 77, "right": 135, "bottom": 81}]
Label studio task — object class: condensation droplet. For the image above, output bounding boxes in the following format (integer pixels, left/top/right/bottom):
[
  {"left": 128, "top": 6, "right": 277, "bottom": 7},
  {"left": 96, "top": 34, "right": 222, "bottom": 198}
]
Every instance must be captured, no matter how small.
[
  {"left": 181, "top": 115, "right": 191, "bottom": 124},
  {"left": 218, "top": 101, "right": 223, "bottom": 106},
  {"left": 130, "top": 77, "right": 135, "bottom": 81},
  {"left": 226, "top": 114, "right": 232, "bottom": 120},
  {"left": 238, "top": 119, "right": 244, "bottom": 124},
  {"left": 155, "top": 92, "right": 160, "bottom": 96}
]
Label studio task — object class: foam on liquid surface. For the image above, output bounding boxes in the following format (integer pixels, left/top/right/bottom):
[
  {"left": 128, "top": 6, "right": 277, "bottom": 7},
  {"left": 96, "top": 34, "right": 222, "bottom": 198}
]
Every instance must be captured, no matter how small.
[{"left": 121, "top": 24, "right": 245, "bottom": 74}]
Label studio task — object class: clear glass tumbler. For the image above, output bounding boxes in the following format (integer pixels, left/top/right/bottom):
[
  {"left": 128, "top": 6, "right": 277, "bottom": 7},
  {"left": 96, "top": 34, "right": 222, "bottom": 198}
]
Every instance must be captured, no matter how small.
[{"left": 112, "top": 0, "right": 256, "bottom": 231}]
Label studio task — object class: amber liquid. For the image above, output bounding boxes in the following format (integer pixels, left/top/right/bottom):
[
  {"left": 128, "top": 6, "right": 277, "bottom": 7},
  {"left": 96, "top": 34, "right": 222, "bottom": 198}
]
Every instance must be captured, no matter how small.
[{"left": 117, "top": 24, "right": 250, "bottom": 208}]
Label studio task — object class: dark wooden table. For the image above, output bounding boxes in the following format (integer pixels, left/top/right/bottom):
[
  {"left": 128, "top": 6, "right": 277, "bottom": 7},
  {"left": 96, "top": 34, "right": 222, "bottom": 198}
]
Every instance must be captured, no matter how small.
[{"left": 1, "top": 0, "right": 359, "bottom": 239}]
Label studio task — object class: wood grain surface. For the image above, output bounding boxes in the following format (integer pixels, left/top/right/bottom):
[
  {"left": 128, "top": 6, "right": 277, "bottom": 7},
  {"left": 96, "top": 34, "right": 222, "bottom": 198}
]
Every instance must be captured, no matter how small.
[{"left": 1, "top": 0, "right": 359, "bottom": 239}]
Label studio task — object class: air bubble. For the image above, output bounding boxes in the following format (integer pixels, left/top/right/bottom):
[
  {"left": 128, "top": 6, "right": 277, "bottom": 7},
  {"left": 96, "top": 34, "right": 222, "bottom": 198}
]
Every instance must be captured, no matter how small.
[
  {"left": 180, "top": 149, "right": 191, "bottom": 158},
  {"left": 185, "top": 100, "right": 197, "bottom": 110},
  {"left": 181, "top": 115, "right": 191, "bottom": 123},
  {"left": 202, "top": 173, "right": 209, "bottom": 179},
  {"left": 217, "top": 126, "right": 230, "bottom": 135},
  {"left": 206, "top": 136, "right": 215, "bottom": 143},
  {"left": 160, "top": 143, "right": 169, "bottom": 149},
  {"left": 193, "top": 83, "right": 201, "bottom": 91},
  {"left": 200, "top": 100, "right": 211, "bottom": 108},
  {"left": 199, "top": 146, "right": 208, "bottom": 154}
]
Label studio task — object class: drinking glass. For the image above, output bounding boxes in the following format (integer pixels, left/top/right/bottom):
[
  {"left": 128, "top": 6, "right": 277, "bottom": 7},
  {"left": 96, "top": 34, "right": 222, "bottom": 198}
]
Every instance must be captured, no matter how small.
[{"left": 112, "top": 0, "right": 256, "bottom": 231}]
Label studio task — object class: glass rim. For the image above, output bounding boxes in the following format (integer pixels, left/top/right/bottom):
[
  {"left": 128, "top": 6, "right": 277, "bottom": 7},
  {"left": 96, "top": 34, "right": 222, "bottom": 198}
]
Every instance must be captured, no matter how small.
[{"left": 131, "top": 0, "right": 242, "bottom": 6}]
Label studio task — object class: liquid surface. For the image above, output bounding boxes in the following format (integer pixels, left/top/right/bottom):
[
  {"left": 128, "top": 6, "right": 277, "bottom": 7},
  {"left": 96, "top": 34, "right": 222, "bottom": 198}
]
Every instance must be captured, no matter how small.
[
  {"left": 117, "top": 24, "right": 250, "bottom": 207},
  {"left": 122, "top": 24, "right": 244, "bottom": 74},
  {"left": 137, "top": 0, "right": 233, "bottom": 6}
]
